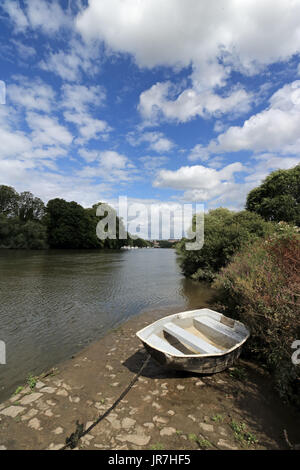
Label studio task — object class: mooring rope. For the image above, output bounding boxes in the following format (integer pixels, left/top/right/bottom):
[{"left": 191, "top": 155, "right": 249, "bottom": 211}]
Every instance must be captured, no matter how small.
[{"left": 59, "top": 353, "right": 151, "bottom": 450}]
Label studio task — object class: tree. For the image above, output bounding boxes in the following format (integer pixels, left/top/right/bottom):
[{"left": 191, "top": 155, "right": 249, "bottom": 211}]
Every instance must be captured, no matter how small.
[
  {"left": 46, "top": 198, "right": 94, "bottom": 249},
  {"left": 246, "top": 164, "right": 300, "bottom": 225},
  {"left": 18, "top": 191, "right": 45, "bottom": 222},
  {"left": 0, "top": 185, "right": 19, "bottom": 216},
  {"left": 176, "top": 208, "right": 273, "bottom": 281}
]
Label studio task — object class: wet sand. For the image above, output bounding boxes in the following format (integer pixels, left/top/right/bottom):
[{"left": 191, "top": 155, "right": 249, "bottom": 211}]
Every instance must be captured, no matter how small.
[{"left": 0, "top": 305, "right": 299, "bottom": 450}]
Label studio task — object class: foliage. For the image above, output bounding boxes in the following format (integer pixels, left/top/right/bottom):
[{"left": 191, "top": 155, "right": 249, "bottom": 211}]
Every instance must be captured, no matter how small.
[
  {"left": 46, "top": 199, "right": 128, "bottom": 249},
  {"left": 230, "top": 421, "right": 258, "bottom": 446},
  {"left": 0, "top": 214, "right": 48, "bottom": 249},
  {"left": 176, "top": 208, "right": 273, "bottom": 281},
  {"left": 246, "top": 164, "right": 300, "bottom": 225},
  {"left": 214, "top": 226, "right": 300, "bottom": 405},
  {"left": 0, "top": 185, "right": 19, "bottom": 216},
  {"left": 128, "top": 236, "right": 151, "bottom": 248}
]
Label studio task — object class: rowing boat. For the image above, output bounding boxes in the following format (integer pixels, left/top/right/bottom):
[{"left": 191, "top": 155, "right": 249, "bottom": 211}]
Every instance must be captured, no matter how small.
[{"left": 136, "top": 308, "right": 250, "bottom": 374}]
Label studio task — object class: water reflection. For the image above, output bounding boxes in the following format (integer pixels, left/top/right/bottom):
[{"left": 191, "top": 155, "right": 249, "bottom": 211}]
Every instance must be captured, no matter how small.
[{"left": 0, "top": 249, "right": 213, "bottom": 401}]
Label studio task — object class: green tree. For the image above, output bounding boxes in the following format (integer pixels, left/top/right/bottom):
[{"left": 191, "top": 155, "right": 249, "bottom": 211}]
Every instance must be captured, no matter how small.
[
  {"left": 46, "top": 198, "right": 94, "bottom": 249},
  {"left": 246, "top": 164, "right": 300, "bottom": 225},
  {"left": 18, "top": 191, "right": 45, "bottom": 222},
  {"left": 177, "top": 208, "right": 273, "bottom": 281},
  {"left": 0, "top": 185, "right": 19, "bottom": 216}
]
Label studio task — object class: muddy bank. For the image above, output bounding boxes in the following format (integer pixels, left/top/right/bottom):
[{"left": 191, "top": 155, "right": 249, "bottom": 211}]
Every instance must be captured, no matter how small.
[{"left": 0, "top": 306, "right": 299, "bottom": 450}]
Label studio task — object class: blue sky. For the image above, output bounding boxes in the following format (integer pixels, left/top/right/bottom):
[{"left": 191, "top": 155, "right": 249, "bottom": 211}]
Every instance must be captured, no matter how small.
[{"left": 0, "top": 0, "right": 300, "bottom": 214}]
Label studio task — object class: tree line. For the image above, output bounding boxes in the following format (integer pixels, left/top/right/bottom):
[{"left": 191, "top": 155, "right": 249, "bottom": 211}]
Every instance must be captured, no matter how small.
[{"left": 0, "top": 186, "right": 150, "bottom": 250}]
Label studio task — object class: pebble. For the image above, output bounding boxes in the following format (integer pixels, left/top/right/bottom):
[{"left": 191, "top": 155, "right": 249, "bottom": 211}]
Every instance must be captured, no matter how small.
[
  {"left": 153, "top": 415, "right": 168, "bottom": 425},
  {"left": 116, "top": 433, "right": 150, "bottom": 446},
  {"left": 41, "top": 387, "right": 56, "bottom": 394},
  {"left": 195, "top": 380, "right": 205, "bottom": 387},
  {"left": 48, "top": 443, "right": 64, "bottom": 450},
  {"left": 152, "top": 402, "right": 161, "bottom": 410},
  {"left": 0, "top": 445, "right": 7, "bottom": 450},
  {"left": 217, "top": 439, "right": 239, "bottom": 450},
  {"left": 105, "top": 416, "right": 121, "bottom": 430},
  {"left": 143, "top": 395, "right": 152, "bottom": 402},
  {"left": 143, "top": 422, "right": 155, "bottom": 429},
  {"left": 35, "top": 381, "right": 46, "bottom": 389},
  {"left": 21, "top": 409, "right": 38, "bottom": 421},
  {"left": 53, "top": 427, "right": 63, "bottom": 435},
  {"left": 28, "top": 418, "right": 41, "bottom": 430},
  {"left": 160, "top": 427, "right": 177, "bottom": 436},
  {"left": 46, "top": 400, "right": 56, "bottom": 407},
  {"left": 199, "top": 422, "right": 214, "bottom": 432},
  {"left": 56, "top": 389, "right": 68, "bottom": 397},
  {"left": 122, "top": 418, "right": 136, "bottom": 429},
  {"left": 167, "top": 410, "right": 175, "bottom": 416},
  {"left": 177, "top": 385, "right": 185, "bottom": 390},
  {"left": 0, "top": 406, "right": 24, "bottom": 418},
  {"left": 19, "top": 393, "right": 43, "bottom": 405},
  {"left": 188, "top": 414, "right": 196, "bottom": 422}
]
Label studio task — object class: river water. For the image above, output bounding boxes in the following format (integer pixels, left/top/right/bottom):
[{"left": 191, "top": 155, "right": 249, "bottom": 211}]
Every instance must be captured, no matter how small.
[{"left": 0, "top": 248, "right": 213, "bottom": 401}]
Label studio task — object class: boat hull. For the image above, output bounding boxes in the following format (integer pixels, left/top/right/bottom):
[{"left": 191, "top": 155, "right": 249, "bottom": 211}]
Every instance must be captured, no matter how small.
[
  {"left": 142, "top": 339, "right": 243, "bottom": 374},
  {"left": 136, "top": 308, "right": 249, "bottom": 374}
]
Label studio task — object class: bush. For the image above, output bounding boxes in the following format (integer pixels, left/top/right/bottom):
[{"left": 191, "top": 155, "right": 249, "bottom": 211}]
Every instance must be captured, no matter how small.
[
  {"left": 213, "top": 224, "right": 300, "bottom": 405},
  {"left": 176, "top": 208, "right": 273, "bottom": 282}
]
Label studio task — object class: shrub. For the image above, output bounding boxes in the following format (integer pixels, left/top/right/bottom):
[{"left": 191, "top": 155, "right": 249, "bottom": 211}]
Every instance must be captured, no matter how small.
[
  {"left": 176, "top": 208, "right": 273, "bottom": 281},
  {"left": 213, "top": 224, "right": 300, "bottom": 405}
]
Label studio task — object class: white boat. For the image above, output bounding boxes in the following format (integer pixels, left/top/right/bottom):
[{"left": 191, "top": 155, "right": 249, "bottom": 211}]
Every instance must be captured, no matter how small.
[{"left": 136, "top": 308, "right": 250, "bottom": 374}]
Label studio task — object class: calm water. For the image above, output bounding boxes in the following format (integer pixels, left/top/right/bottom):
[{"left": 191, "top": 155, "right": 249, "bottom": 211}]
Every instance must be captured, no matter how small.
[{"left": 0, "top": 249, "right": 213, "bottom": 401}]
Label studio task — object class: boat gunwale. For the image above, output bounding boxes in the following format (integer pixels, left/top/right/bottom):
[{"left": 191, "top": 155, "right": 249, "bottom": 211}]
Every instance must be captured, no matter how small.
[{"left": 136, "top": 308, "right": 250, "bottom": 359}]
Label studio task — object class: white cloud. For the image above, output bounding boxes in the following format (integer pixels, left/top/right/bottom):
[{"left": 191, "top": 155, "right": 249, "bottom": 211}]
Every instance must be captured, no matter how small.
[
  {"left": 140, "top": 155, "right": 169, "bottom": 172},
  {"left": 8, "top": 77, "right": 55, "bottom": 113},
  {"left": 138, "top": 82, "right": 252, "bottom": 123},
  {"left": 61, "top": 84, "right": 106, "bottom": 112},
  {"left": 77, "top": 0, "right": 300, "bottom": 124},
  {"left": 205, "top": 80, "right": 300, "bottom": 156},
  {"left": 40, "top": 38, "right": 101, "bottom": 82},
  {"left": 11, "top": 39, "right": 36, "bottom": 59},
  {"left": 26, "top": 112, "right": 73, "bottom": 147},
  {"left": 127, "top": 130, "right": 174, "bottom": 153},
  {"left": 64, "top": 111, "right": 110, "bottom": 144},
  {"left": 3, "top": 0, "right": 71, "bottom": 35},
  {"left": 77, "top": 150, "right": 138, "bottom": 184},
  {"left": 154, "top": 162, "right": 245, "bottom": 203},
  {"left": 2, "top": 1, "right": 29, "bottom": 33},
  {"left": 77, "top": 0, "right": 300, "bottom": 78}
]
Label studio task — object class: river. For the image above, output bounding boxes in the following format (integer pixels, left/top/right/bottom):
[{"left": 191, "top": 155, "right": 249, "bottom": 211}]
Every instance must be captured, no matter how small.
[{"left": 0, "top": 248, "right": 214, "bottom": 401}]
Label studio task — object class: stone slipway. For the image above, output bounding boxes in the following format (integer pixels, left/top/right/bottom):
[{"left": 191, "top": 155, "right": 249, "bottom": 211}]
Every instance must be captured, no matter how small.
[{"left": 0, "top": 306, "right": 299, "bottom": 450}]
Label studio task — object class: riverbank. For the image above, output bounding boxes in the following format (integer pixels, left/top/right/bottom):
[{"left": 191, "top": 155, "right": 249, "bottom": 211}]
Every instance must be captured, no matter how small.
[{"left": 0, "top": 306, "right": 299, "bottom": 450}]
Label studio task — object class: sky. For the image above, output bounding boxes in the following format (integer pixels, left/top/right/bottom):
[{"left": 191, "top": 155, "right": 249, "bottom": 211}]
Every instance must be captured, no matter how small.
[{"left": 0, "top": 0, "right": 300, "bottom": 218}]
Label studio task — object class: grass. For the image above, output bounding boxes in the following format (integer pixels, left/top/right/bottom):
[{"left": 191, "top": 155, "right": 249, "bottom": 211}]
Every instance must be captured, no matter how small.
[
  {"left": 150, "top": 443, "right": 164, "bottom": 450},
  {"left": 229, "top": 367, "right": 248, "bottom": 381},
  {"left": 14, "top": 386, "right": 23, "bottom": 395},
  {"left": 188, "top": 433, "right": 212, "bottom": 449},
  {"left": 231, "top": 420, "right": 258, "bottom": 446},
  {"left": 26, "top": 373, "right": 37, "bottom": 391},
  {"left": 211, "top": 414, "right": 224, "bottom": 422}
]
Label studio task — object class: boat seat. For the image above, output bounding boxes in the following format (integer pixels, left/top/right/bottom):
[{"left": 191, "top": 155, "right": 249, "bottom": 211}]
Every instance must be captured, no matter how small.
[
  {"left": 194, "top": 316, "right": 244, "bottom": 344},
  {"left": 148, "top": 333, "right": 184, "bottom": 356},
  {"left": 163, "top": 322, "right": 221, "bottom": 354}
]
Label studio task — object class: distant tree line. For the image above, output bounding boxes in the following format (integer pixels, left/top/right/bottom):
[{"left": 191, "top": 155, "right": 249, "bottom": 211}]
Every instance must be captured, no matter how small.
[{"left": 0, "top": 186, "right": 149, "bottom": 250}]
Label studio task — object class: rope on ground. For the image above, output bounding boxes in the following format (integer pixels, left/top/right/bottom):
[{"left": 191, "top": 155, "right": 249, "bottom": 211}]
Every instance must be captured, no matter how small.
[{"left": 59, "top": 353, "right": 151, "bottom": 450}]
